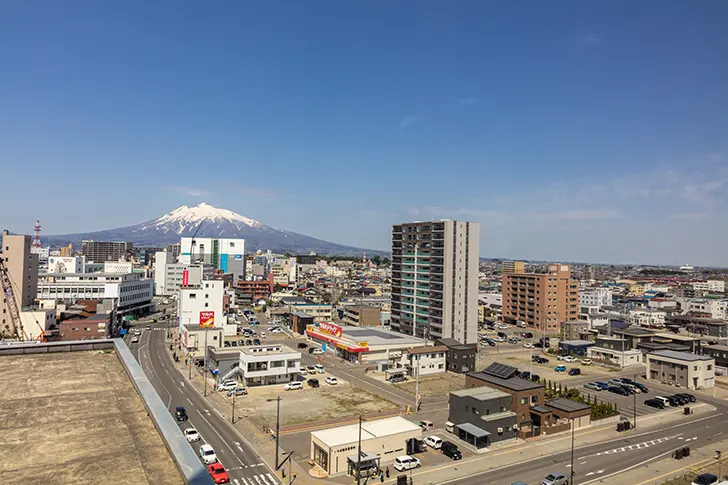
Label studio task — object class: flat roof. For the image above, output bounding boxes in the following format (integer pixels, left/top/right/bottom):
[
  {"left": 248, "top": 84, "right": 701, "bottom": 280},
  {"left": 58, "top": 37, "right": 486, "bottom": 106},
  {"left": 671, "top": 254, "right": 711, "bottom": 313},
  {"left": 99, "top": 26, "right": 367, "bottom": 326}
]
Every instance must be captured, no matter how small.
[
  {"left": 341, "top": 327, "right": 425, "bottom": 346},
  {"left": 467, "top": 372, "right": 544, "bottom": 391},
  {"left": 706, "top": 344, "right": 728, "bottom": 352},
  {"left": 0, "top": 350, "right": 183, "bottom": 484},
  {"left": 648, "top": 350, "right": 713, "bottom": 362},
  {"left": 655, "top": 332, "right": 701, "bottom": 342},
  {"left": 407, "top": 345, "right": 448, "bottom": 355},
  {"left": 560, "top": 340, "right": 595, "bottom": 346},
  {"left": 547, "top": 398, "right": 591, "bottom": 413},
  {"left": 614, "top": 328, "right": 657, "bottom": 336},
  {"left": 451, "top": 386, "right": 510, "bottom": 400},
  {"left": 239, "top": 344, "right": 298, "bottom": 356},
  {"left": 311, "top": 416, "right": 421, "bottom": 448}
]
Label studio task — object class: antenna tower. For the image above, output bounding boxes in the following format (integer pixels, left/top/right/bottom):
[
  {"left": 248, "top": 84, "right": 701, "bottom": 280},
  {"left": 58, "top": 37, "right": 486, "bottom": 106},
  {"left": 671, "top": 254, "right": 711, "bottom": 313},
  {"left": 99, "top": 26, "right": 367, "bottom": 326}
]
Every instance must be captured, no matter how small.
[{"left": 31, "top": 220, "right": 42, "bottom": 248}]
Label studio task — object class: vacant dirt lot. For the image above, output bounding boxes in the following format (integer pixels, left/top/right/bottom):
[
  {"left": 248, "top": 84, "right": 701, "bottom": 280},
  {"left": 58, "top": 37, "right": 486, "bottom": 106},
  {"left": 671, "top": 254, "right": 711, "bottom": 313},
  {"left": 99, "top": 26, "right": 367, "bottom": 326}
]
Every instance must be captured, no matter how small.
[
  {"left": 393, "top": 372, "right": 467, "bottom": 397},
  {"left": 229, "top": 375, "right": 400, "bottom": 430}
]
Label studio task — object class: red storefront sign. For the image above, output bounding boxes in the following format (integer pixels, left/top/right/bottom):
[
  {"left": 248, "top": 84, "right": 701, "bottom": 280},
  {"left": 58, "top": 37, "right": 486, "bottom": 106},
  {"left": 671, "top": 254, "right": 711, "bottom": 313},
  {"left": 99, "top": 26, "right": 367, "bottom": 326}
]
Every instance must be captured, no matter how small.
[
  {"left": 318, "top": 322, "right": 342, "bottom": 337},
  {"left": 199, "top": 311, "right": 215, "bottom": 327},
  {"left": 182, "top": 269, "right": 189, "bottom": 287}
]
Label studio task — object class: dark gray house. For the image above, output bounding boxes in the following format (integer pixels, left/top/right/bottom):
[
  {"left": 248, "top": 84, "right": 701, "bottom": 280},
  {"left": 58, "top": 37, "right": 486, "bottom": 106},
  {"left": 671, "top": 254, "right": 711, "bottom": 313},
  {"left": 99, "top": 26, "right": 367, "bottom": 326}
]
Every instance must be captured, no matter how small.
[
  {"left": 448, "top": 387, "right": 517, "bottom": 449},
  {"left": 436, "top": 338, "right": 477, "bottom": 373}
]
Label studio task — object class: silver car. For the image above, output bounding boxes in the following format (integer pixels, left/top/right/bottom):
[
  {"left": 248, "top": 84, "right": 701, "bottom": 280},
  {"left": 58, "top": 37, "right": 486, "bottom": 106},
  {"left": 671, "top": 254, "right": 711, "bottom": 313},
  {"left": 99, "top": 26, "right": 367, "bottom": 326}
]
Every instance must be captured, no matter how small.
[{"left": 542, "top": 472, "right": 568, "bottom": 485}]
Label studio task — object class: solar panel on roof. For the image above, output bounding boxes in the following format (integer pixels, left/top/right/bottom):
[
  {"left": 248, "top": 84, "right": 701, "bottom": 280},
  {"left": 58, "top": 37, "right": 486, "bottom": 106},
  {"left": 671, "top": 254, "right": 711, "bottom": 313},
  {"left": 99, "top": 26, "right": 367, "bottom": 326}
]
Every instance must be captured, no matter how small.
[{"left": 483, "top": 362, "right": 518, "bottom": 379}]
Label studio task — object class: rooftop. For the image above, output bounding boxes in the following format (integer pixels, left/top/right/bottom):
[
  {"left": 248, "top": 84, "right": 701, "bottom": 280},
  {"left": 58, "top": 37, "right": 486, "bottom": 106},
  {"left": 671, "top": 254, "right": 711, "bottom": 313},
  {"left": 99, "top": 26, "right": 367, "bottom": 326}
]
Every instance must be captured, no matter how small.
[
  {"left": 547, "top": 398, "right": 592, "bottom": 413},
  {"left": 340, "top": 327, "right": 425, "bottom": 346},
  {"left": 0, "top": 350, "right": 183, "bottom": 484},
  {"left": 706, "top": 344, "right": 728, "bottom": 352},
  {"left": 560, "top": 340, "right": 595, "bottom": 346},
  {"left": 311, "top": 416, "right": 421, "bottom": 447},
  {"left": 649, "top": 350, "right": 713, "bottom": 362},
  {"left": 407, "top": 345, "right": 448, "bottom": 355},
  {"left": 450, "top": 386, "right": 510, "bottom": 400},
  {"left": 468, "top": 372, "right": 544, "bottom": 391},
  {"left": 614, "top": 327, "right": 658, "bottom": 337},
  {"left": 239, "top": 344, "right": 299, "bottom": 356}
]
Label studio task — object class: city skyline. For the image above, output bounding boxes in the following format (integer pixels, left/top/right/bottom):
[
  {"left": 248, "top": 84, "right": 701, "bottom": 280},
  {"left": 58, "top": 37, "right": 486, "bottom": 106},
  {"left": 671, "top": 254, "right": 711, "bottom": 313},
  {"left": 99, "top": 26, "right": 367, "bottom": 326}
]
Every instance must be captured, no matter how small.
[{"left": 2, "top": 2, "right": 728, "bottom": 266}]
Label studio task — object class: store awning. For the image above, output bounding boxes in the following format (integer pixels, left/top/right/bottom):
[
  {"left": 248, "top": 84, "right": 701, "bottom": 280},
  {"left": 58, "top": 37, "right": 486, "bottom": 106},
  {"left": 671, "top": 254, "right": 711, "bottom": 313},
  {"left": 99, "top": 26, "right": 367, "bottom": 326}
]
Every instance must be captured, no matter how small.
[{"left": 456, "top": 422, "right": 490, "bottom": 438}]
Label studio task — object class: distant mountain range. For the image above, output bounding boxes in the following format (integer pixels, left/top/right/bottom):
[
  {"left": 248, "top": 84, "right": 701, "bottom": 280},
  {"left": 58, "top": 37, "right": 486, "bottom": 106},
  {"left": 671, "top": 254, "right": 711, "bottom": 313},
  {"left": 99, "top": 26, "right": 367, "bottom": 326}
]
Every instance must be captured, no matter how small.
[{"left": 44, "top": 203, "right": 388, "bottom": 256}]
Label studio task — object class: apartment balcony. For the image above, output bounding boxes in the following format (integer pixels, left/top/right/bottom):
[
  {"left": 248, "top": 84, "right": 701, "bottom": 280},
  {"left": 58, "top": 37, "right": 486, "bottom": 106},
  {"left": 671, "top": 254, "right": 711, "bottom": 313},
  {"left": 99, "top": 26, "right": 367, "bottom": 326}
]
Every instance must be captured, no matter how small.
[
  {"left": 416, "top": 308, "right": 429, "bottom": 318},
  {"left": 415, "top": 316, "right": 429, "bottom": 324},
  {"left": 416, "top": 298, "right": 429, "bottom": 307},
  {"left": 417, "top": 283, "right": 430, "bottom": 289},
  {"left": 430, "top": 300, "right": 443, "bottom": 309}
]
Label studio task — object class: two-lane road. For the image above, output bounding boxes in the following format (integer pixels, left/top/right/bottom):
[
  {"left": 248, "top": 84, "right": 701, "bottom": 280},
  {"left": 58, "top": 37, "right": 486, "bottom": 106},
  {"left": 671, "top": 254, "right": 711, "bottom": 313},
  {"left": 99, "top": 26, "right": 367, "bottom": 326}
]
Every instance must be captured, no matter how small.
[{"left": 128, "top": 323, "right": 278, "bottom": 485}]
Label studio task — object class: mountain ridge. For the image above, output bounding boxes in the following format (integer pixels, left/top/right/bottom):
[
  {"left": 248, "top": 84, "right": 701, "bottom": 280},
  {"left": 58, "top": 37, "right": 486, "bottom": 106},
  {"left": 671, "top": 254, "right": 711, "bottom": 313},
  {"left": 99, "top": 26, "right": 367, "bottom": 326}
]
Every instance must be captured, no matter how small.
[{"left": 43, "top": 203, "right": 388, "bottom": 256}]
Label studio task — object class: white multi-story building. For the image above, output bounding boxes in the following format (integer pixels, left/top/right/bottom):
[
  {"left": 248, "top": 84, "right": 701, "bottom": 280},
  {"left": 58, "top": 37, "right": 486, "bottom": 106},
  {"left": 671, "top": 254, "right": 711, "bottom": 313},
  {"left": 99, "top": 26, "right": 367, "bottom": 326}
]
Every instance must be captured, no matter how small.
[
  {"left": 578, "top": 287, "right": 613, "bottom": 309},
  {"left": 179, "top": 237, "right": 245, "bottom": 282},
  {"left": 238, "top": 344, "right": 301, "bottom": 386},
  {"left": 693, "top": 280, "right": 726, "bottom": 294},
  {"left": 177, "top": 280, "right": 225, "bottom": 330},
  {"left": 103, "top": 261, "right": 133, "bottom": 274},
  {"left": 153, "top": 250, "right": 212, "bottom": 296},
  {"left": 685, "top": 299, "right": 727, "bottom": 320},
  {"left": 47, "top": 256, "right": 86, "bottom": 274},
  {"left": 36, "top": 272, "right": 153, "bottom": 314},
  {"left": 628, "top": 308, "right": 666, "bottom": 328}
]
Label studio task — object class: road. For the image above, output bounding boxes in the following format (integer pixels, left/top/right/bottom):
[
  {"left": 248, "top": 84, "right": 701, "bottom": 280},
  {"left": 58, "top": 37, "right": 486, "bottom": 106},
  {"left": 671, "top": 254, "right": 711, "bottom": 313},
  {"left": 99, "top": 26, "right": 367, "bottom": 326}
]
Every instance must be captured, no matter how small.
[
  {"left": 432, "top": 409, "right": 727, "bottom": 485},
  {"left": 127, "top": 317, "right": 279, "bottom": 485}
]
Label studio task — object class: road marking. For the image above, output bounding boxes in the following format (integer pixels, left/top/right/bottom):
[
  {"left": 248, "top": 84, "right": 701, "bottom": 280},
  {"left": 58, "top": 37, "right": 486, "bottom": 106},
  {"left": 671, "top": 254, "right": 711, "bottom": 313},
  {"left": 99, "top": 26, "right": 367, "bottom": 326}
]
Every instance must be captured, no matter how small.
[
  {"left": 195, "top": 410, "right": 245, "bottom": 467},
  {"left": 254, "top": 475, "right": 262, "bottom": 485},
  {"left": 266, "top": 473, "right": 277, "bottom": 484},
  {"left": 261, "top": 474, "right": 271, "bottom": 485},
  {"left": 585, "top": 472, "right": 594, "bottom": 476},
  {"left": 187, "top": 398, "right": 193, "bottom": 405}
]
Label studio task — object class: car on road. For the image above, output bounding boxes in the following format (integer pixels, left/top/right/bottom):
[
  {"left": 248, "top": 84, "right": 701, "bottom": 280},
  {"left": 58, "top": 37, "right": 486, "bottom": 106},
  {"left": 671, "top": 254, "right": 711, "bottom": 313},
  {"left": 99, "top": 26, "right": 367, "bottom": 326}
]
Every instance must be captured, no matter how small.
[
  {"left": 312, "top": 348, "right": 325, "bottom": 355},
  {"left": 297, "top": 342, "right": 309, "bottom": 349},
  {"left": 306, "top": 365, "right": 317, "bottom": 375},
  {"left": 184, "top": 428, "right": 201, "bottom": 442},
  {"left": 568, "top": 368, "right": 581, "bottom": 376},
  {"left": 419, "top": 420, "right": 434, "bottom": 431},
  {"left": 284, "top": 381, "right": 303, "bottom": 391},
  {"left": 523, "top": 342, "right": 534, "bottom": 349},
  {"left": 584, "top": 382, "right": 603, "bottom": 391},
  {"left": 533, "top": 356, "right": 549, "bottom": 364},
  {"left": 217, "top": 380, "right": 238, "bottom": 392},
  {"left": 691, "top": 473, "right": 719, "bottom": 485},
  {"left": 131, "top": 336, "right": 139, "bottom": 343},
  {"left": 393, "top": 455, "right": 421, "bottom": 472},
  {"left": 644, "top": 398, "right": 666, "bottom": 409},
  {"left": 424, "top": 435, "right": 443, "bottom": 449},
  {"left": 563, "top": 356, "right": 577, "bottom": 363},
  {"left": 608, "top": 386, "right": 630, "bottom": 396},
  {"left": 199, "top": 444, "right": 218, "bottom": 464},
  {"left": 175, "top": 406, "right": 188, "bottom": 421},
  {"left": 541, "top": 472, "right": 568, "bottom": 485},
  {"left": 307, "top": 378, "right": 320, "bottom": 388},
  {"left": 580, "top": 359, "right": 592, "bottom": 365},
  {"left": 554, "top": 365, "right": 567, "bottom": 372},
  {"left": 441, "top": 441, "right": 462, "bottom": 460},
  {"left": 325, "top": 376, "right": 338, "bottom": 385},
  {"left": 314, "top": 364, "right": 325, "bottom": 373},
  {"left": 208, "top": 463, "right": 230, "bottom": 484}
]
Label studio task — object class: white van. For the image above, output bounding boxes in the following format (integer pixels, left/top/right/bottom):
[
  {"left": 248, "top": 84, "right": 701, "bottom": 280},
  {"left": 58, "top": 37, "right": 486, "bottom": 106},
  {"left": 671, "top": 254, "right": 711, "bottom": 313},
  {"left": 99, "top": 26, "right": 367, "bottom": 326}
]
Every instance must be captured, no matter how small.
[
  {"left": 654, "top": 396, "right": 671, "bottom": 407},
  {"left": 284, "top": 381, "right": 303, "bottom": 391},
  {"left": 424, "top": 436, "right": 443, "bottom": 449},
  {"left": 445, "top": 421, "right": 455, "bottom": 434},
  {"left": 393, "top": 455, "right": 421, "bottom": 472}
]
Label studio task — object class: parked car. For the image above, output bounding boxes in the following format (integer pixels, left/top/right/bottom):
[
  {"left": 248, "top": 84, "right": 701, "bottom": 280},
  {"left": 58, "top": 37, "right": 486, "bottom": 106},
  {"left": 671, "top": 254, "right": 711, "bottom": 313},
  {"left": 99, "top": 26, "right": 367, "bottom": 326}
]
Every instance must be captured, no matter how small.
[
  {"left": 308, "top": 347, "right": 315, "bottom": 354},
  {"left": 306, "top": 365, "right": 317, "bottom": 375},
  {"left": 654, "top": 396, "right": 672, "bottom": 407},
  {"left": 608, "top": 386, "right": 630, "bottom": 396},
  {"left": 441, "top": 441, "right": 462, "bottom": 460},
  {"left": 584, "top": 382, "right": 603, "bottom": 391},
  {"left": 580, "top": 359, "right": 592, "bottom": 366},
  {"left": 227, "top": 387, "right": 248, "bottom": 397},
  {"left": 325, "top": 376, "right": 338, "bottom": 385},
  {"left": 644, "top": 398, "right": 666, "bottom": 409},
  {"left": 307, "top": 378, "right": 320, "bottom": 388},
  {"left": 253, "top": 338, "right": 261, "bottom": 345},
  {"left": 523, "top": 342, "right": 534, "bottom": 349},
  {"left": 535, "top": 357, "right": 549, "bottom": 364},
  {"left": 393, "top": 455, "right": 421, "bottom": 472},
  {"left": 208, "top": 463, "right": 229, "bottom": 484},
  {"left": 184, "top": 428, "right": 201, "bottom": 442},
  {"left": 314, "top": 364, "right": 325, "bottom": 374},
  {"left": 563, "top": 356, "right": 577, "bottom": 363},
  {"left": 284, "top": 381, "right": 303, "bottom": 391},
  {"left": 671, "top": 394, "right": 689, "bottom": 405},
  {"left": 518, "top": 371, "right": 531, "bottom": 379},
  {"left": 675, "top": 393, "right": 696, "bottom": 403},
  {"left": 484, "top": 338, "right": 496, "bottom": 346},
  {"left": 419, "top": 420, "right": 434, "bottom": 431},
  {"left": 199, "top": 444, "right": 218, "bottom": 464},
  {"left": 245, "top": 339, "right": 253, "bottom": 346},
  {"left": 175, "top": 406, "right": 188, "bottom": 421},
  {"left": 424, "top": 435, "right": 443, "bottom": 449},
  {"left": 541, "top": 472, "right": 568, "bottom": 485},
  {"left": 554, "top": 365, "right": 567, "bottom": 372},
  {"left": 494, "top": 337, "right": 505, "bottom": 343},
  {"left": 297, "top": 342, "right": 309, "bottom": 349},
  {"left": 389, "top": 375, "right": 407, "bottom": 383},
  {"left": 568, "top": 368, "right": 581, "bottom": 376},
  {"left": 497, "top": 332, "right": 507, "bottom": 338},
  {"left": 217, "top": 380, "right": 238, "bottom": 392},
  {"left": 620, "top": 383, "right": 641, "bottom": 394},
  {"left": 691, "top": 473, "right": 719, "bottom": 485},
  {"left": 664, "top": 396, "right": 681, "bottom": 407},
  {"left": 530, "top": 374, "right": 541, "bottom": 382},
  {"left": 522, "top": 332, "right": 534, "bottom": 339}
]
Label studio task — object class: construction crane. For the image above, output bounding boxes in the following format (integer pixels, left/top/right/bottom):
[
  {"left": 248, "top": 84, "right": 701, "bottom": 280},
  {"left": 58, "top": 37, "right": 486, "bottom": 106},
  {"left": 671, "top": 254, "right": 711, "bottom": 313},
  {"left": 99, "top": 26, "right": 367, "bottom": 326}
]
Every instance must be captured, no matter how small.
[
  {"left": 190, "top": 221, "right": 204, "bottom": 264},
  {"left": 0, "top": 258, "right": 27, "bottom": 340}
]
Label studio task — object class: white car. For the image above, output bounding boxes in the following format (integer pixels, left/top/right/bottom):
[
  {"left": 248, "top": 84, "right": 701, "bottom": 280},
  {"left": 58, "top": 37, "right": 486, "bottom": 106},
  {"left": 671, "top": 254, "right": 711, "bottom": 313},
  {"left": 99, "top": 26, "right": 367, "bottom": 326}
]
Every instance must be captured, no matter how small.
[
  {"left": 580, "top": 359, "right": 593, "bottom": 366},
  {"left": 271, "top": 328, "right": 283, "bottom": 334},
  {"left": 314, "top": 364, "right": 325, "bottom": 374},
  {"left": 325, "top": 376, "right": 338, "bottom": 385},
  {"left": 493, "top": 337, "right": 505, "bottom": 343},
  {"left": 184, "top": 428, "right": 200, "bottom": 443},
  {"left": 393, "top": 455, "right": 421, "bottom": 472},
  {"left": 199, "top": 444, "right": 217, "bottom": 464},
  {"left": 312, "top": 349, "right": 325, "bottom": 355},
  {"left": 424, "top": 435, "right": 443, "bottom": 449},
  {"left": 217, "top": 380, "right": 238, "bottom": 392},
  {"left": 563, "top": 356, "right": 578, "bottom": 363},
  {"left": 523, "top": 342, "right": 534, "bottom": 349},
  {"left": 285, "top": 381, "right": 303, "bottom": 391},
  {"left": 260, "top": 332, "right": 267, "bottom": 338}
]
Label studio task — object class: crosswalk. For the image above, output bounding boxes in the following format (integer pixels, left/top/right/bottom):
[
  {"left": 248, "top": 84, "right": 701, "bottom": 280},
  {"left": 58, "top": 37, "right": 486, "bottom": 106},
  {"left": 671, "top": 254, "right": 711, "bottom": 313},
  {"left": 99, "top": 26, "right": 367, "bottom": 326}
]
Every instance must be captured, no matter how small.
[
  {"left": 595, "top": 435, "right": 676, "bottom": 455},
  {"left": 231, "top": 473, "right": 279, "bottom": 485}
]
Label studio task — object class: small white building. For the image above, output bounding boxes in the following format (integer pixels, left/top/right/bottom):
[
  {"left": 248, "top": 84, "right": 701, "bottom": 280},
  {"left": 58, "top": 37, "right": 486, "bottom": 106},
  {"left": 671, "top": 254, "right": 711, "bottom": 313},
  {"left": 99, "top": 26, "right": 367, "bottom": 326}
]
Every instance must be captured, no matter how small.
[
  {"left": 104, "top": 261, "right": 134, "bottom": 274},
  {"left": 578, "top": 288, "right": 613, "bottom": 309},
  {"left": 177, "top": 280, "right": 225, "bottom": 331},
  {"left": 47, "top": 256, "right": 85, "bottom": 274},
  {"left": 181, "top": 324, "right": 225, "bottom": 360},
  {"left": 685, "top": 299, "right": 727, "bottom": 320},
  {"left": 19, "top": 309, "right": 56, "bottom": 341},
  {"left": 629, "top": 309, "right": 666, "bottom": 327},
  {"left": 310, "top": 416, "right": 422, "bottom": 477},
  {"left": 587, "top": 346, "right": 642, "bottom": 368},
  {"left": 693, "top": 280, "right": 726, "bottom": 294},
  {"left": 393, "top": 345, "right": 448, "bottom": 376},
  {"left": 238, "top": 344, "right": 301, "bottom": 386},
  {"left": 646, "top": 350, "right": 715, "bottom": 390}
]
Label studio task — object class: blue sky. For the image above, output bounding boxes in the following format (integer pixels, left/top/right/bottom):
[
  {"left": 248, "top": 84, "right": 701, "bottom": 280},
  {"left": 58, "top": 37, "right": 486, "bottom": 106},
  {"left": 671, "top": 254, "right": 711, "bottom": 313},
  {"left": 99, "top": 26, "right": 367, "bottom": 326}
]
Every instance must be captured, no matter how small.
[{"left": 2, "top": 1, "right": 727, "bottom": 266}]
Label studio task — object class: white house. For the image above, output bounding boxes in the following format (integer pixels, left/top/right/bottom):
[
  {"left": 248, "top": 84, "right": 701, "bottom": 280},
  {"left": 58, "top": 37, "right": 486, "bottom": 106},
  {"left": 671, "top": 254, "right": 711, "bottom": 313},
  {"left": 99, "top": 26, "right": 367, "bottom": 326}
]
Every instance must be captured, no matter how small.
[
  {"left": 628, "top": 309, "right": 666, "bottom": 327},
  {"left": 693, "top": 280, "right": 725, "bottom": 294},
  {"left": 177, "top": 280, "right": 225, "bottom": 332},
  {"left": 399, "top": 345, "right": 448, "bottom": 376},
  {"left": 685, "top": 299, "right": 727, "bottom": 320},
  {"left": 578, "top": 288, "right": 613, "bottom": 309},
  {"left": 238, "top": 344, "right": 302, "bottom": 386}
]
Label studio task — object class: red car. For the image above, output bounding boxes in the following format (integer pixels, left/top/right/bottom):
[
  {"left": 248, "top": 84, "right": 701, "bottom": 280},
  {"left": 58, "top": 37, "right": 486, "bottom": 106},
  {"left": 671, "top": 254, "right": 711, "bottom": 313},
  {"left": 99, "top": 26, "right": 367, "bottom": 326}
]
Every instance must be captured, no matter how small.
[{"left": 208, "top": 463, "right": 229, "bottom": 484}]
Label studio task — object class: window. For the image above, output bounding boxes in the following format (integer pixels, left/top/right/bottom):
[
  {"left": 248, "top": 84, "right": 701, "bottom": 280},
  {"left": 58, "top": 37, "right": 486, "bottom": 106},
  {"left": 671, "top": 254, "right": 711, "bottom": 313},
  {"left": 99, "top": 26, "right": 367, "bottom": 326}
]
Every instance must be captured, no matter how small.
[
  {"left": 520, "top": 398, "right": 527, "bottom": 405},
  {"left": 204, "top": 303, "right": 209, "bottom": 308},
  {"left": 531, "top": 395, "right": 538, "bottom": 403},
  {"left": 190, "top": 293, "right": 197, "bottom": 299}
]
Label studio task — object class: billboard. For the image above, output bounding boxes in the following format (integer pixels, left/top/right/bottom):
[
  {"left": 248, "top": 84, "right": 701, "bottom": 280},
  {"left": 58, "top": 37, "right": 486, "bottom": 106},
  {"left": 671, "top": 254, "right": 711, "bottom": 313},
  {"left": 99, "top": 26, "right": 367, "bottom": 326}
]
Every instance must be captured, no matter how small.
[
  {"left": 318, "top": 322, "right": 342, "bottom": 338},
  {"left": 199, "top": 311, "right": 215, "bottom": 327},
  {"left": 182, "top": 269, "right": 189, "bottom": 287}
]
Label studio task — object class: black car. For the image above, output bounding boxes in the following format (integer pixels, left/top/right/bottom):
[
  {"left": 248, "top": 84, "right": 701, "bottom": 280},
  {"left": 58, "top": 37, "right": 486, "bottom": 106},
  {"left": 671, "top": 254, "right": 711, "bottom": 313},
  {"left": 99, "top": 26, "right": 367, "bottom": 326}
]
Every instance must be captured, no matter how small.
[
  {"left": 441, "top": 441, "right": 462, "bottom": 460},
  {"left": 497, "top": 331, "right": 507, "bottom": 338},
  {"left": 297, "top": 342, "right": 309, "bottom": 349},
  {"left": 671, "top": 394, "right": 689, "bottom": 405},
  {"left": 644, "top": 398, "right": 665, "bottom": 409},
  {"left": 675, "top": 393, "right": 696, "bottom": 403},
  {"left": 246, "top": 339, "right": 253, "bottom": 345},
  {"left": 522, "top": 332, "right": 533, "bottom": 339},
  {"left": 484, "top": 338, "right": 496, "bottom": 346},
  {"left": 568, "top": 368, "right": 581, "bottom": 376},
  {"left": 518, "top": 371, "right": 531, "bottom": 379},
  {"left": 608, "top": 386, "right": 630, "bottom": 396},
  {"left": 535, "top": 357, "right": 549, "bottom": 364},
  {"left": 175, "top": 406, "right": 188, "bottom": 421},
  {"left": 389, "top": 375, "right": 407, "bottom": 383},
  {"left": 664, "top": 396, "right": 680, "bottom": 407},
  {"left": 253, "top": 338, "right": 261, "bottom": 345},
  {"left": 619, "top": 378, "right": 649, "bottom": 393},
  {"left": 308, "top": 347, "right": 315, "bottom": 354},
  {"left": 530, "top": 374, "right": 540, "bottom": 382},
  {"left": 307, "top": 378, "right": 320, "bottom": 388},
  {"left": 692, "top": 473, "right": 718, "bottom": 485}
]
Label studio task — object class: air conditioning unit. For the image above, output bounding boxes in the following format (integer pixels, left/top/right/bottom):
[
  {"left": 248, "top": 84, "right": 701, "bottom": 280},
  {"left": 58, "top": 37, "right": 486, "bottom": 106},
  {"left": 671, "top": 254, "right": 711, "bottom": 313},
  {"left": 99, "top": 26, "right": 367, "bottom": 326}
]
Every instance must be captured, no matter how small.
[
  {"left": 512, "top": 424, "right": 519, "bottom": 431},
  {"left": 497, "top": 427, "right": 504, "bottom": 434}
]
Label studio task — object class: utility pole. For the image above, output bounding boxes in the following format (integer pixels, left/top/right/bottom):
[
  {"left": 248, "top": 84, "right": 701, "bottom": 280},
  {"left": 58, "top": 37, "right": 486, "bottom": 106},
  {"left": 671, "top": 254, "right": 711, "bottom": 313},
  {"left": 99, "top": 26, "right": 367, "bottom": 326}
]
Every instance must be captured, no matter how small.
[
  {"left": 633, "top": 374, "right": 638, "bottom": 429},
  {"left": 231, "top": 391, "right": 236, "bottom": 424},
  {"left": 570, "top": 417, "right": 576, "bottom": 485},
  {"left": 717, "top": 450, "right": 722, "bottom": 480},
  {"left": 414, "top": 361, "right": 420, "bottom": 412},
  {"left": 356, "top": 415, "right": 363, "bottom": 485},
  {"left": 268, "top": 396, "right": 281, "bottom": 470},
  {"left": 203, "top": 329, "right": 209, "bottom": 396}
]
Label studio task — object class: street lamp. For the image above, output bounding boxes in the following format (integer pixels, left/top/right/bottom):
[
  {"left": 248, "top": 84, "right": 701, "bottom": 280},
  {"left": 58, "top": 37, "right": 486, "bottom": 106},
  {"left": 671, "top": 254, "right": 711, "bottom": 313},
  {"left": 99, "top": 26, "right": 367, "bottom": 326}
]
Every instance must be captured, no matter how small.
[{"left": 267, "top": 396, "right": 282, "bottom": 470}]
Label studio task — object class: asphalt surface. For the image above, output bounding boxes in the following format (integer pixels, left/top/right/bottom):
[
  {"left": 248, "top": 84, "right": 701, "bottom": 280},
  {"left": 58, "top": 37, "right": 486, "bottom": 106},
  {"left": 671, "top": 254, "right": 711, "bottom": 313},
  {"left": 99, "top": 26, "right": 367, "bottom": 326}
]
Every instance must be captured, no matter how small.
[{"left": 126, "top": 313, "right": 279, "bottom": 485}]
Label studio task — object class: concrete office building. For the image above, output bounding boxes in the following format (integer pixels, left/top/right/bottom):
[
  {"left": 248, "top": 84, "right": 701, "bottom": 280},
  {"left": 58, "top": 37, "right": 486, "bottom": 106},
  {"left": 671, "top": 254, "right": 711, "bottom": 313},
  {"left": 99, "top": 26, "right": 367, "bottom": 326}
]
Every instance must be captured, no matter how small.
[
  {"left": 502, "top": 264, "right": 578, "bottom": 332},
  {"left": 47, "top": 256, "right": 86, "bottom": 274},
  {"left": 176, "top": 280, "right": 225, "bottom": 331},
  {"left": 391, "top": 220, "right": 479, "bottom": 344},
  {"left": 501, "top": 261, "right": 524, "bottom": 274},
  {"left": 646, "top": 350, "right": 715, "bottom": 390},
  {"left": 342, "top": 305, "right": 381, "bottom": 327},
  {"left": 81, "top": 240, "right": 133, "bottom": 263},
  {"left": 238, "top": 344, "right": 301, "bottom": 386},
  {"left": 179, "top": 237, "right": 245, "bottom": 282},
  {"left": 578, "top": 287, "right": 613, "bottom": 309},
  {"left": 1, "top": 231, "right": 39, "bottom": 311},
  {"left": 153, "top": 250, "right": 211, "bottom": 296}
]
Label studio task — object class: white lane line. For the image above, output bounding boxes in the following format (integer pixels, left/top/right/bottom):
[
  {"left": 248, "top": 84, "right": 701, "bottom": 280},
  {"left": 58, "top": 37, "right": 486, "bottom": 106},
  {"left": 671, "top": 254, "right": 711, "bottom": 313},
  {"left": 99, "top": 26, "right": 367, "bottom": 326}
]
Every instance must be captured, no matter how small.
[
  {"left": 187, "top": 397, "right": 193, "bottom": 405},
  {"left": 261, "top": 474, "right": 271, "bottom": 485},
  {"left": 266, "top": 473, "right": 277, "bottom": 484},
  {"left": 254, "top": 475, "right": 262, "bottom": 485},
  {"left": 195, "top": 410, "right": 245, "bottom": 467}
]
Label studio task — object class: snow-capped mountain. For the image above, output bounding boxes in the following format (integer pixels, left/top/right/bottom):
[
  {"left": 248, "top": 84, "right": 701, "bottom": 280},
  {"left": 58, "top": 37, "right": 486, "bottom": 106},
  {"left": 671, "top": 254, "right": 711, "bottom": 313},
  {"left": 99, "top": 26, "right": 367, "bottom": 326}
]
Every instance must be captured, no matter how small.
[{"left": 44, "top": 203, "right": 387, "bottom": 256}]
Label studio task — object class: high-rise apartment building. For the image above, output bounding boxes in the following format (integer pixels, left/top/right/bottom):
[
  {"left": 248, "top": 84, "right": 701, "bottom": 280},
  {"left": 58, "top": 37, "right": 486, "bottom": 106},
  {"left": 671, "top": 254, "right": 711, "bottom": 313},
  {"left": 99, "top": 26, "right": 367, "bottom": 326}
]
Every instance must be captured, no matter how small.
[
  {"left": 502, "top": 261, "right": 524, "bottom": 274},
  {"left": 1, "top": 231, "right": 39, "bottom": 334},
  {"left": 391, "top": 220, "right": 479, "bottom": 344},
  {"left": 502, "top": 264, "right": 578, "bottom": 332},
  {"left": 82, "top": 240, "right": 134, "bottom": 263}
]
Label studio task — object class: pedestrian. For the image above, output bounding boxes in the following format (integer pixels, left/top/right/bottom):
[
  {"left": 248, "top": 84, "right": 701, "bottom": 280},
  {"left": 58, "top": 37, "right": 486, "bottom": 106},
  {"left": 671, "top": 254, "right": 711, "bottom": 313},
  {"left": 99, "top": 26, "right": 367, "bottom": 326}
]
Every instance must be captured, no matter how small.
[
  {"left": 185, "top": 358, "right": 188, "bottom": 366},
  {"left": 380, "top": 472, "right": 384, "bottom": 483},
  {"left": 385, "top": 467, "right": 389, "bottom": 478}
]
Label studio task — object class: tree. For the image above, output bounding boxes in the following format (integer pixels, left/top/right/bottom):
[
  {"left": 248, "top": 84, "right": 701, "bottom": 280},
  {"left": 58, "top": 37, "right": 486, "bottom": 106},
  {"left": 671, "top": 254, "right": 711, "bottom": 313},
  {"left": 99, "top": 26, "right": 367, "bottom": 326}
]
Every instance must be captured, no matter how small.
[{"left": 371, "top": 255, "right": 382, "bottom": 266}]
